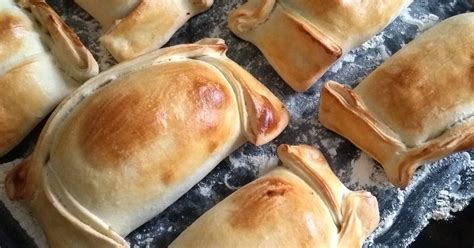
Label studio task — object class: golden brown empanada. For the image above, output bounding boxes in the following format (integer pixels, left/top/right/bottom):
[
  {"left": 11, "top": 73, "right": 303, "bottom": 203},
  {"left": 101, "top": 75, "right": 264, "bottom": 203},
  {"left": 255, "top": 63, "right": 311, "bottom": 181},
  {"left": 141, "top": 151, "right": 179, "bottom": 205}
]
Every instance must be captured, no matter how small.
[
  {"left": 75, "top": 0, "right": 214, "bottom": 61},
  {"left": 0, "top": 0, "right": 98, "bottom": 157},
  {"left": 171, "top": 144, "right": 379, "bottom": 247},
  {"left": 5, "top": 39, "right": 289, "bottom": 247},
  {"left": 319, "top": 13, "right": 474, "bottom": 188},
  {"left": 228, "top": 0, "right": 413, "bottom": 92}
]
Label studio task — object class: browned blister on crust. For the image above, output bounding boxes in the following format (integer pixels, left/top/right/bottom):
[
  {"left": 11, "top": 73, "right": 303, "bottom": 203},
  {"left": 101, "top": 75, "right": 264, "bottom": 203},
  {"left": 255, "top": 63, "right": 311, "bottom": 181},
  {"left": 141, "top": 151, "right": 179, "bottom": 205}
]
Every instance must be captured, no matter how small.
[
  {"left": 319, "top": 13, "right": 474, "bottom": 188},
  {"left": 5, "top": 39, "right": 288, "bottom": 248},
  {"left": 228, "top": 0, "right": 413, "bottom": 92},
  {"left": 170, "top": 144, "right": 379, "bottom": 247}
]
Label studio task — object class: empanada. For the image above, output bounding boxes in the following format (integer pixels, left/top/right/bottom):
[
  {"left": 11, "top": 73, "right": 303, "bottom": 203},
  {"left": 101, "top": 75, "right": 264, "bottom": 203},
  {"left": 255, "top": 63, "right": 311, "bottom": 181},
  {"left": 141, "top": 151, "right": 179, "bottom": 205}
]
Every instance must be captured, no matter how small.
[
  {"left": 319, "top": 13, "right": 474, "bottom": 188},
  {"left": 5, "top": 39, "right": 289, "bottom": 247},
  {"left": 171, "top": 144, "right": 379, "bottom": 247},
  {"left": 75, "top": 0, "right": 214, "bottom": 61},
  {"left": 0, "top": 0, "right": 98, "bottom": 157},
  {"left": 228, "top": 0, "right": 413, "bottom": 92}
]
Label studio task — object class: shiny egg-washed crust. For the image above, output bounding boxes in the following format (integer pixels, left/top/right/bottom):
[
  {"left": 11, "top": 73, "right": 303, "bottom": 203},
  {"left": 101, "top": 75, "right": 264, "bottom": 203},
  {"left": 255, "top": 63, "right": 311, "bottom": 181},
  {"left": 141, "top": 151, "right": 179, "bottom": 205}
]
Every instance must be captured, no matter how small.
[
  {"left": 0, "top": 0, "right": 98, "bottom": 157},
  {"left": 319, "top": 13, "right": 474, "bottom": 188},
  {"left": 75, "top": 0, "right": 214, "bottom": 61},
  {"left": 228, "top": 0, "right": 413, "bottom": 92},
  {"left": 5, "top": 39, "right": 289, "bottom": 248},
  {"left": 170, "top": 144, "right": 379, "bottom": 247}
]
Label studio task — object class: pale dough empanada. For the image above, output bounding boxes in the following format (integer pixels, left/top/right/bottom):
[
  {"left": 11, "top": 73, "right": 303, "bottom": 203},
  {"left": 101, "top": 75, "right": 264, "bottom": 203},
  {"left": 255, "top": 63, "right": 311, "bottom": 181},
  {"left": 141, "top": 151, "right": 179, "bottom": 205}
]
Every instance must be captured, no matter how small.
[
  {"left": 228, "top": 0, "right": 413, "bottom": 92},
  {"left": 5, "top": 39, "right": 289, "bottom": 247},
  {"left": 0, "top": 0, "right": 98, "bottom": 157},
  {"left": 171, "top": 144, "right": 379, "bottom": 248},
  {"left": 75, "top": 0, "right": 214, "bottom": 61},
  {"left": 319, "top": 13, "right": 474, "bottom": 188}
]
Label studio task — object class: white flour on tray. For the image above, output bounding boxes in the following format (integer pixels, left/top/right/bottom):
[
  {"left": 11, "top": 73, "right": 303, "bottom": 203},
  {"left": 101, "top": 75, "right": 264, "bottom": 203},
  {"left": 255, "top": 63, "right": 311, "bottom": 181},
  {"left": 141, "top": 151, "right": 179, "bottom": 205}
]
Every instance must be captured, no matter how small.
[{"left": 340, "top": 152, "right": 474, "bottom": 247}]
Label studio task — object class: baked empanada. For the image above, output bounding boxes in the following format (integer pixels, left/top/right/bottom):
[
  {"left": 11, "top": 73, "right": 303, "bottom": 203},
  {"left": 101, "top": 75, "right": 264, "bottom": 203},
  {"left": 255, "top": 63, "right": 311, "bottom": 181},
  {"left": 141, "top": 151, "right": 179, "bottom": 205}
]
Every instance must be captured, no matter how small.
[
  {"left": 5, "top": 39, "right": 289, "bottom": 247},
  {"left": 75, "top": 0, "right": 214, "bottom": 61},
  {"left": 171, "top": 144, "right": 379, "bottom": 247},
  {"left": 228, "top": 0, "right": 412, "bottom": 92},
  {"left": 319, "top": 13, "right": 474, "bottom": 188},
  {"left": 0, "top": 0, "right": 98, "bottom": 157}
]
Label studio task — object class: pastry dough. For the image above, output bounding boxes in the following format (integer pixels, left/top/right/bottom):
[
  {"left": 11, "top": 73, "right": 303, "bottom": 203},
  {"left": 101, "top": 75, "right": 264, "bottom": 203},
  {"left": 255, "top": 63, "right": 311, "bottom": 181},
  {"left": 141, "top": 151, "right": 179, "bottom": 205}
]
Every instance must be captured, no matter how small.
[
  {"left": 319, "top": 13, "right": 474, "bottom": 188},
  {"left": 0, "top": 0, "right": 98, "bottom": 157},
  {"left": 5, "top": 39, "right": 289, "bottom": 247},
  {"left": 228, "top": 0, "right": 413, "bottom": 92},
  {"left": 171, "top": 144, "right": 379, "bottom": 247},
  {"left": 75, "top": 0, "right": 214, "bottom": 61}
]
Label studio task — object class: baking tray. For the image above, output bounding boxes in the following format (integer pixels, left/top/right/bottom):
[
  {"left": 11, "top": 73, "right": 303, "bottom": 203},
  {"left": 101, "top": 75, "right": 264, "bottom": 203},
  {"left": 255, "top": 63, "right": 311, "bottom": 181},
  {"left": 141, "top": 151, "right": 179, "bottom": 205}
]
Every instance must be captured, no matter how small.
[{"left": 0, "top": 0, "right": 473, "bottom": 247}]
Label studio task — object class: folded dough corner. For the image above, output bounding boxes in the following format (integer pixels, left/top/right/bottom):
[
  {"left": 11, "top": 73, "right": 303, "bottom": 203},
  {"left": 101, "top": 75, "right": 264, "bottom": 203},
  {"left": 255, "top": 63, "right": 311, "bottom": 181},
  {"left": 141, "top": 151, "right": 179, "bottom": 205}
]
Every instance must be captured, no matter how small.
[
  {"left": 0, "top": 0, "right": 98, "bottom": 157},
  {"left": 319, "top": 13, "right": 474, "bottom": 188},
  {"left": 228, "top": 0, "right": 413, "bottom": 92},
  {"left": 4, "top": 39, "right": 289, "bottom": 247},
  {"left": 171, "top": 144, "right": 380, "bottom": 247},
  {"left": 75, "top": 0, "right": 214, "bottom": 61}
]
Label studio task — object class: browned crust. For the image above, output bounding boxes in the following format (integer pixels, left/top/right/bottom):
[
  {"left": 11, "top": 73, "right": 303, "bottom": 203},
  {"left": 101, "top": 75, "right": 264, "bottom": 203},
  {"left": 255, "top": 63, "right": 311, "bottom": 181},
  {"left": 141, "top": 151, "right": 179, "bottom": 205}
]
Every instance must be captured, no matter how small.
[
  {"left": 73, "top": 61, "right": 236, "bottom": 186},
  {"left": 277, "top": 144, "right": 379, "bottom": 246},
  {"left": 0, "top": 12, "right": 28, "bottom": 58},
  {"left": 190, "top": 0, "right": 214, "bottom": 12},
  {"left": 100, "top": 0, "right": 154, "bottom": 61},
  {"left": 278, "top": 144, "right": 344, "bottom": 224},
  {"left": 294, "top": 19, "right": 341, "bottom": 57},
  {"left": 396, "top": 122, "right": 474, "bottom": 187},
  {"left": 319, "top": 81, "right": 405, "bottom": 164},
  {"left": 338, "top": 191, "right": 380, "bottom": 247},
  {"left": 319, "top": 81, "right": 474, "bottom": 188},
  {"left": 101, "top": 0, "right": 214, "bottom": 61},
  {"left": 229, "top": 3, "right": 342, "bottom": 92},
  {"left": 199, "top": 55, "right": 289, "bottom": 145},
  {"left": 229, "top": 177, "right": 294, "bottom": 229},
  {"left": 30, "top": 39, "right": 231, "bottom": 168},
  {"left": 170, "top": 145, "right": 378, "bottom": 246},
  {"left": 0, "top": 60, "right": 51, "bottom": 157},
  {"left": 23, "top": 0, "right": 98, "bottom": 81},
  {"left": 228, "top": 0, "right": 276, "bottom": 34},
  {"left": 5, "top": 157, "right": 38, "bottom": 200},
  {"left": 239, "top": 81, "right": 288, "bottom": 145}
]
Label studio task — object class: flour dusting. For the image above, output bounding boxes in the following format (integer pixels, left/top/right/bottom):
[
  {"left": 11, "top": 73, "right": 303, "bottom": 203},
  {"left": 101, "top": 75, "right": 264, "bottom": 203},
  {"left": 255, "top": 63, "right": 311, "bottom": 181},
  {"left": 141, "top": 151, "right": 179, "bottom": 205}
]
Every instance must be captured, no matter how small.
[
  {"left": 330, "top": 52, "right": 357, "bottom": 73},
  {"left": 342, "top": 153, "right": 392, "bottom": 189},
  {"left": 228, "top": 146, "right": 279, "bottom": 177},
  {"left": 400, "top": 8, "right": 440, "bottom": 32},
  {"left": 197, "top": 183, "right": 213, "bottom": 198},
  {"left": 341, "top": 152, "right": 474, "bottom": 247},
  {"left": 432, "top": 189, "right": 472, "bottom": 220},
  {"left": 320, "top": 138, "right": 343, "bottom": 160}
]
